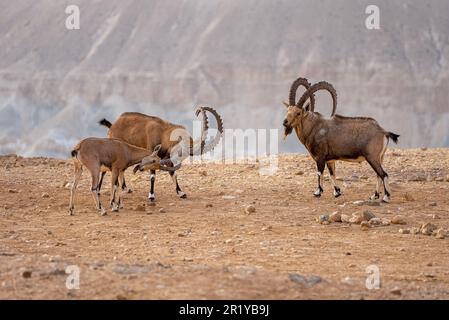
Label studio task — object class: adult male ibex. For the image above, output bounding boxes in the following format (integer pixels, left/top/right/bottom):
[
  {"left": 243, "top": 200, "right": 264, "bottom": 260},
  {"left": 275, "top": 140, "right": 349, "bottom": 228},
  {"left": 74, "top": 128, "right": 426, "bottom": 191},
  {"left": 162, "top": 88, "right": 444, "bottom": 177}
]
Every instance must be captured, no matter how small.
[
  {"left": 99, "top": 107, "right": 223, "bottom": 201},
  {"left": 283, "top": 78, "right": 399, "bottom": 202},
  {"left": 68, "top": 138, "right": 174, "bottom": 216}
]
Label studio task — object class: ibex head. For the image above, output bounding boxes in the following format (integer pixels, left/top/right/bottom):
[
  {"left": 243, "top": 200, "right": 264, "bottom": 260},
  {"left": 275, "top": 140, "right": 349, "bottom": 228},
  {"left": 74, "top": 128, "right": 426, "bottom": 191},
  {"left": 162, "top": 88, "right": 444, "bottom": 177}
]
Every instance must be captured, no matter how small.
[
  {"left": 282, "top": 77, "right": 315, "bottom": 138},
  {"left": 133, "top": 144, "right": 163, "bottom": 173}
]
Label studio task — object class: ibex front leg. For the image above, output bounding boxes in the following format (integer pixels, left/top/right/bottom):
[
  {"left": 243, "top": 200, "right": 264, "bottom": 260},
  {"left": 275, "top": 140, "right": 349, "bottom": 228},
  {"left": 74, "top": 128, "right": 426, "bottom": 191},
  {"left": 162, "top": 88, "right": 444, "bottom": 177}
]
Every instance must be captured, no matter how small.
[
  {"left": 148, "top": 170, "right": 156, "bottom": 201},
  {"left": 314, "top": 159, "right": 325, "bottom": 197}
]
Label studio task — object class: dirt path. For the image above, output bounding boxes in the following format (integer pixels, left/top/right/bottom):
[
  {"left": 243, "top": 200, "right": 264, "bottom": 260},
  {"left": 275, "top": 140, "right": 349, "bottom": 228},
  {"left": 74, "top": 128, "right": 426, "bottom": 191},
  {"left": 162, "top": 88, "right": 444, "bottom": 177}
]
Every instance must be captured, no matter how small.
[{"left": 0, "top": 148, "right": 448, "bottom": 299}]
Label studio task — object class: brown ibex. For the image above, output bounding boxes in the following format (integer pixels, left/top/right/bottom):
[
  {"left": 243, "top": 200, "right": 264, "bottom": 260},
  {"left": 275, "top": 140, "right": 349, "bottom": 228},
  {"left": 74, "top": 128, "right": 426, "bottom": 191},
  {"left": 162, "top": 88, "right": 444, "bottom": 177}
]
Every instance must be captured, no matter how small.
[
  {"left": 68, "top": 138, "right": 174, "bottom": 216},
  {"left": 283, "top": 79, "right": 399, "bottom": 202},
  {"left": 99, "top": 107, "right": 223, "bottom": 201}
]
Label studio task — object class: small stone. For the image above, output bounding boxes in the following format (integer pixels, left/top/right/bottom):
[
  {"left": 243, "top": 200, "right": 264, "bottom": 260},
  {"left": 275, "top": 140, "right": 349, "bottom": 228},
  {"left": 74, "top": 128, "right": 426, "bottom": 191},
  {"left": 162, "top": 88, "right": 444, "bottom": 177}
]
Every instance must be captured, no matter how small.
[
  {"left": 317, "top": 214, "right": 329, "bottom": 224},
  {"left": 116, "top": 294, "right": 128, "bottom": 300},
  {"left": 295, "top": 171, "right": 304, "bottom": 176},
  {"left": 199, "top": 170, "right": 207, "bottom": 176},
  {"left": 205, "top": 203, "right": 213, "bottom": 208},
  {"left": 134, "top": 204, "right": 145, "bottom": 212},
  {"left": 435, "top": 177, "right": 444, "bottom": 182},
  {"left": 341, "top": 214, "right": 351, "bottom": 223},
  {"left": 244, "top": 205, "right": 256, "bottom": 214},
  {"left": 225, "top": 239, "right": 233, "bottom": 244},
  {"left": 361, "top": 221, "right": 370, "bottom": 230},
  {"left": 262, "top": 225, "right": 273, "bottom": 231},
  {"left": 446, "top": 175, "right": 449, "bottom": 182},
  {"left": 8, "top": 189, "right": 18, "bottom": 193},
  {"left": 420, "top": 222, "right": 437, "bottom": 236},
  {"left": 368, "top": 218, "right": 382, "bottom": 226},
  {"left": 410, "top": 227, "right": 420, "bottom": 235},
  {"left": 428, "top": 202, "right": 437, "bottom": 207},
  {"left": 398, "top": 228, "right": 410, "bottom": 234},
  {"left": 381, "top": 218, "right": 391, "bottom": 226},
  {"left": 404, "top": 193, "right": 415, "bottom": 201},
  {"left": 435, "top": 228, "right": 446, "bottom": 239},
  {"left": 391, "top": 215, "right": 406, "bottom": 225},
  {"left": 22, "top": 270, "right": 32, "bottom": 278},
  {"left": 350, "top": 211, "right": 376, "bottom": 224},
  {"left": 390, "top": 287, "right": 402, "bottom": 295},
  {"left": 329, "top": 211, "right": 341, "bottom": 223},
  {"left": 158, "top": 208, "right": 166, "bottom": 213},
  {"left": 41, "top": 192, "right": 50, "bottom": 198}
]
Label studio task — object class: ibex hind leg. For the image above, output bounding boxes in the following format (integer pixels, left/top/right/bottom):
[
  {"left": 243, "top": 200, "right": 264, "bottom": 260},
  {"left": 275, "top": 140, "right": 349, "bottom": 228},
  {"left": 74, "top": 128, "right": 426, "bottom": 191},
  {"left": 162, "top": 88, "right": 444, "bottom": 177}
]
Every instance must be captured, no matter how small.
[
  {"left": 366, "top": 157, "right": 391, "bottom": 203},
  {"left": 89, "top": 167, "right": 106, "bottom": 216},
  {"left": 69, "top": 161, "right": 83, "bottom": 215},
  {"left": 120, "top": 174, "right": 133, "bottom": 194},
  {"left": 326, "top": 161, "right": 341, "bottom": 198},
  {"left": 170, "top": 171, "right": 187, "bottom": 199}
]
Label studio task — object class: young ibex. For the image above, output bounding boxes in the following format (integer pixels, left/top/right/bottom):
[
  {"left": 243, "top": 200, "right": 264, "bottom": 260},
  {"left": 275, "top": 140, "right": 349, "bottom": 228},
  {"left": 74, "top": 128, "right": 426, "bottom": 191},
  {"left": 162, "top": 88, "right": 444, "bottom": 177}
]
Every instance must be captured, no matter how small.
[
  {"left": 68, "top": 138, "right": 176, "bottom": 216},
  {"left": 283, "top": 79, "right": 399, "bottom": 202},
  {"left": 99, "top": 106, "right": 223, "bottom": 201}
]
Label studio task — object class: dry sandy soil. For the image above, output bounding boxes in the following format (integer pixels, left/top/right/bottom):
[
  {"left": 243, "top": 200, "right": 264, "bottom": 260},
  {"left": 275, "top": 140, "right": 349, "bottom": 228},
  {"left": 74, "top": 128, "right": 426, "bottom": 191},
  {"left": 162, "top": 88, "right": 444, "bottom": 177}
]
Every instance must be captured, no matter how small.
[{"left": 0, "top": 148, "right": 448, "bottom": 300}]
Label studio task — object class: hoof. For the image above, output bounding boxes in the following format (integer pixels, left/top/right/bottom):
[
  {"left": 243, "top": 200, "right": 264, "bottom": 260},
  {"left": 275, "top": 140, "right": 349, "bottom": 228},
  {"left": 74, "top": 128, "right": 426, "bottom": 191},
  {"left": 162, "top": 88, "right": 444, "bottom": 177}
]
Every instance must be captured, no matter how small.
[
  {"left": 313, "top": 192, "right": 322, "bottom": 198},
  {"left": 125, "top": 188, "right": 133, "bottom": 194},
  {"left": 334, "top": 191, "right": 342, "bottom": 198},
  {"left": 148, "top": 193, "right": 155, "bottom": 202},
  {"left": 111, "top": 204, "right": 119, "bottom": 212},
  {"left": 68, "top": 208, "right": 74, "bottom": 216},
  {"left": 382, "top": 195, "right": 390, "bottom": 203},
  {"left": 179, "top": 192, "right": 187, "bottom": 199},
  {"left": 370, "top": 192, "right": 380, "bottom": 200}
]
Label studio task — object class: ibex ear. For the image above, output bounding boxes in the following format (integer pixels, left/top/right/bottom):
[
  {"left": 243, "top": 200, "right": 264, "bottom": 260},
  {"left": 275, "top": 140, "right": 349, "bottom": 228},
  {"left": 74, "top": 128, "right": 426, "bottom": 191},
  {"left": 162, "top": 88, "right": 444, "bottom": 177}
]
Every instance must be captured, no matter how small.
[
  {"left": 152, "top": 144, "right": 162, "bottom": 155},
  {"left": 282, "top": 101, "right": 289, "bottom": 108}
]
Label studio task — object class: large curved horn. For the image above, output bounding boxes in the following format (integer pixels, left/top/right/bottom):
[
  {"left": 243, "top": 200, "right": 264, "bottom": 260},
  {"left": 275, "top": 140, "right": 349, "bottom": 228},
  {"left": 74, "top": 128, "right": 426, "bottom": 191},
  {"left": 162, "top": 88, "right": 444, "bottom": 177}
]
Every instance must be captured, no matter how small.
[
  {"left": 191, "top": 106, "right": 224, "bottom": 155},
  {"left": 297, "top": 81, "right": 337, "bottom": 116},
  {"left": 288, "top": 77, "right": 315, "bottom": 108}
]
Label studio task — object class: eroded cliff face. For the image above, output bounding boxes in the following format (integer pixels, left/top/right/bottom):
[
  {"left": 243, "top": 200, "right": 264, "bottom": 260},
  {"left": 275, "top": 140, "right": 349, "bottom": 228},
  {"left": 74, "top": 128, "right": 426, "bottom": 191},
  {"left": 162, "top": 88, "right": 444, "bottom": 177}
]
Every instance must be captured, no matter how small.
[{"left": 0, "top": 0, "right": 448, "bottom": 157}]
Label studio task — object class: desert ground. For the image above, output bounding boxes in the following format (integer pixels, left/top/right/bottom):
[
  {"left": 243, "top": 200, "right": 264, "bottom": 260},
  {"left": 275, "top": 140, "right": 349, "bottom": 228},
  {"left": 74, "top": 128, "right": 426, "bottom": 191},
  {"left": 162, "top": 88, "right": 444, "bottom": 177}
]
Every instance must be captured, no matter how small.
[{"left": 0, "top": 148, "right": 448, "bottom": 300}]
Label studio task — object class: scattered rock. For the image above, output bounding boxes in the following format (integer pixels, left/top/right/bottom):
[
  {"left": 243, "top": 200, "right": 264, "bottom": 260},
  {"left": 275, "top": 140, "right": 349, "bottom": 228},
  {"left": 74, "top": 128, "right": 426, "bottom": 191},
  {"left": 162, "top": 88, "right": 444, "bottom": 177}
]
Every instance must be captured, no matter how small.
[
  {"left": 262, "top": 225, "right": 273, "bottom": 231},
  {"left": 341, "top": 214, "right": 351, "bottom": 223},
  {"left": 435, "top": 228, "right": 446, "bottom": 239},
  {"left": 428, "top": 202, "right": 437, "bottom": 207},
  {"left": 317, "top": 214, "right": 329, "bottom": 224},
  {"left": 244, "top": 205, "right": 256, "bottom": 214},
  {"left": 404, "top": 193, "right": 415, "bottom": 201},
  {"left": 391, "top": 215, "right": 406, "bottom": 225},
  {"left": 41, "top": 192, "right": 50, "bottom": 198},
  {"left": 22, "top": 270, "right": 32, "bottom": 278},
  {"left": 134, "top": 204, "right": 146, "bottom": 212},
  {"left": 420, "top": 222, "right": 437, "bottom": 236},
  {"left": 116, "top": 294, "right": 128, "bottom": 300},
  {"left": 295, "top": 171, "right": 304, "bottom": 176},
  {"left": 199, "top": 170, "right": 208, "bottom": 176},
  {"left": 361, "top": 221, "right": 370, "bottom": 231},
  {"left": 288, "top": 273, "right": 322, "bottom": 288},
  {"left": 222, "top": 195, "right": 237, "bottom": 200},
  {"left": 435, "top": 177, "right": 444, "bottom": 182},
  {"left": 349, "top": 211, "right": 376, "bottom": 224},
  {"left": 329, "top": 212, "right": 341, "bottom": 223},
  {"left": 205, "top": 203, "right": 213, "bottom": 208},
  {"left": 381, "top": 218, "right": 391, "bottom": 226},
  {"left": 8, "top": 189, "right": 18, "bottom": 193},
  {"left": 225, "top": 239, "right": 233, "bottom": 244},
  {"left": 390, "top": 287, "right": 402, "bottom": 295},
  {"left": 158, "top": 208, "right": 166, "bottom": 213},
  {"left": 398, "top": 228, "right": 410, "bottom": 234},
  {"left": 368, "top": 218, "right": 382, "bottom": 226}
]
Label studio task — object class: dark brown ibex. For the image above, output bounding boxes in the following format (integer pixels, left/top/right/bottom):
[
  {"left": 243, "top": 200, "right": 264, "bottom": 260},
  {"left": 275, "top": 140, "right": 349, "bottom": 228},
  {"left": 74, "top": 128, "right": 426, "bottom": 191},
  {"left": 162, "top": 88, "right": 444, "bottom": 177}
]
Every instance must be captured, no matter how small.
[
  {"left": 99, "top": 107, "right": 223, "bottom": 201},
  {"left": 283, "top": 78, "right": 399, "bottom": 202},
  {"left": 68, "top": 138, "right": 173, "bottom": 216}
]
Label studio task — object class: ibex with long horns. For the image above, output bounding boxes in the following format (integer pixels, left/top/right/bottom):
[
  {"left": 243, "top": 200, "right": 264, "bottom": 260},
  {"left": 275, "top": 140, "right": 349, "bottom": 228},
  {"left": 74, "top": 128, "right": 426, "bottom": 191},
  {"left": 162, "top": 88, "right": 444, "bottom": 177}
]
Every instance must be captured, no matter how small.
[
  {"left": 99, "top": 107, "right": 223, "bottom": 201},
  {"left": 283, "top": 78, "right": 399, "bottom": 202}
]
